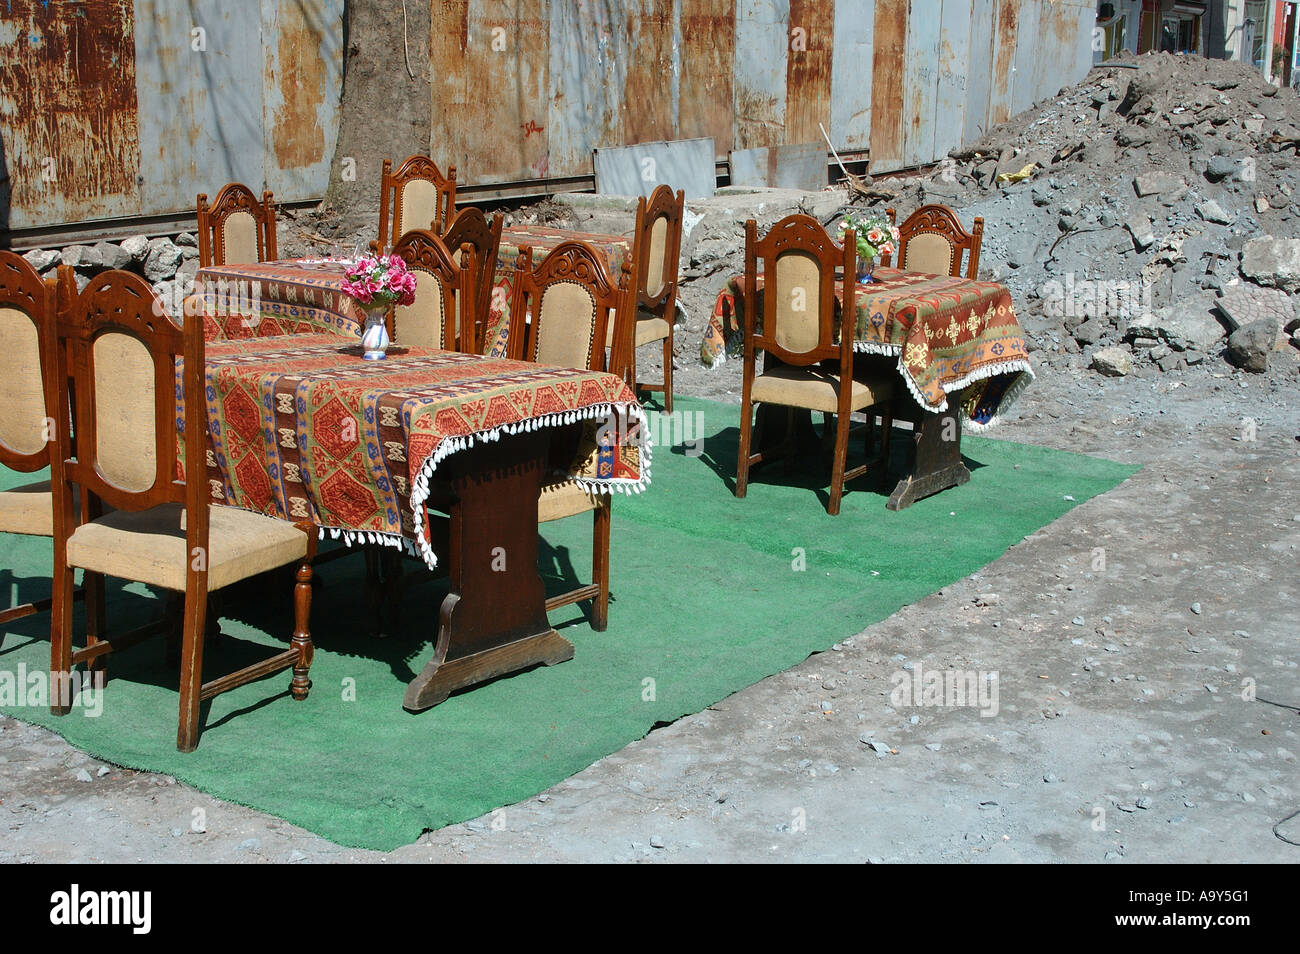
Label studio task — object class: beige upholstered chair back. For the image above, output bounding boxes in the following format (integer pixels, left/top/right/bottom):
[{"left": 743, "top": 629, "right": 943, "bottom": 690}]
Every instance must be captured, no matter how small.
[
  {"left": 91, "top": 331, "right": 157, "bottom": 492},
  {"left": 390, "top": 228, "right": 467, "bottom": 352},
  {"left": 887, "top": 204, "right": 984, "bottom": 279},
  {"left": 743, "top": 214, "right": 852, "bottom": 369},
  {"left": 377, "top": 155, "right": 457, "bottom": 252},
  {"left": 507, "top": 241, "right": 629, "bottom": 375},
  {"left": 902, "top": 232, "right": 956, "bottom": 275},
  {"left": 196, "top": 183, "right": 277, "bottom": 269},
  {"left": 57, "top": 270, "right": 190, "bottom": 512},
  {"left": 535, "top": 282, "right": 598, "bottom": 369},
  {"left": 394, "top": 269, "right": 448, "bottom": 350},
  {"left": 634, "top": 185, "right": 685, "bottom": 315},
  {"left": 771, "top": 250, "right": 823, "bottom": 356},
  {"left": 0, "top": 253, "right": 55, "bottom": 469}
]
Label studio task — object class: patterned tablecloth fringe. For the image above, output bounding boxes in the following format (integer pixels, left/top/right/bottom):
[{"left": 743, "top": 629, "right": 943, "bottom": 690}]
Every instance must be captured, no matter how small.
[{"left": 405, "top": 401, "right": 654, "bottom": 570}]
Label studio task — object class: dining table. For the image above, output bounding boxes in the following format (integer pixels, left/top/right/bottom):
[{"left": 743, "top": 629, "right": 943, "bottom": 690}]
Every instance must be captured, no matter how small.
[
  {"left": 194, "top": 259, "right": 366, "bottom": 342},
  {"left": 190, "top": 333, "right": 650, "bottom": 709},
  {"left": 702, "top": 266, "right": 1034, "bottom": 509}
]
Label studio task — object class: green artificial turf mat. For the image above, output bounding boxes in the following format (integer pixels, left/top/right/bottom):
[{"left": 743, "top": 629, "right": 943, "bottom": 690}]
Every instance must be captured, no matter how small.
[{"left": 0, "top": 396, "right": 1136, "bottom": 849}]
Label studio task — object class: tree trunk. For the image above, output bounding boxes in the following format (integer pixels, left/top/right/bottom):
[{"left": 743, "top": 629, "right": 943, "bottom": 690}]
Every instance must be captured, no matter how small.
[{"left": 318, "top": 0, "right": 432, "bottom": 237}]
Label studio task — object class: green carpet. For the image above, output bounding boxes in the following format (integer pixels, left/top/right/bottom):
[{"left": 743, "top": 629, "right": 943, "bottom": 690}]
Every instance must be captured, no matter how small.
[{"left": 0, "top": 396, "right": 1136, "bottom": 849}]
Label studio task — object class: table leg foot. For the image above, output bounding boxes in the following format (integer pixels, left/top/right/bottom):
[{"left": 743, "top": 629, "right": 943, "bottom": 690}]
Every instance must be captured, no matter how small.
[
  {"left": 404, "top": 625, "right": 574, "bottom": 711},
  {"left": 886, "top": 462, "right": 971, "bottom": 511}
]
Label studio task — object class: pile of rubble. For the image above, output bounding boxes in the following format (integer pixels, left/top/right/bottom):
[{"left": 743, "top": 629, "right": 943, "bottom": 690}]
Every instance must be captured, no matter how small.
[
  {"left": 862, "top": 52, "right": 1300, "bottom": 378},
  {"left": 21, "top": 234, "right": 199, "bottom": 314}
]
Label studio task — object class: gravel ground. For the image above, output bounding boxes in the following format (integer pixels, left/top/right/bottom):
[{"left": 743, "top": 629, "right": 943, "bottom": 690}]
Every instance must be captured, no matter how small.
[{"left": 3, "top": 345, "right": 1297, "bottom": 863}]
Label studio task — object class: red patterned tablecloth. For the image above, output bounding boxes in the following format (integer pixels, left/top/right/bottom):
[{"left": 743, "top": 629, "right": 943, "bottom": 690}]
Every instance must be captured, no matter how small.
[
  {"left": 192, "top": 334, "right": 649, "bottom": 568},
  {"left": 483, "top": 226, "right": 633, "bottom": 357},
  {"left": 195, "top": 260, "right": 364, "bottom": 342},
  {"left": 702, "top": 268, "right": 1034, "bottom": 429}
]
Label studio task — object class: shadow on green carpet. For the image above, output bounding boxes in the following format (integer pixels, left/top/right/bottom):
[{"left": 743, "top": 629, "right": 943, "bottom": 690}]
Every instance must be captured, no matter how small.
[{"left": 0, "top": 396, "right": 1137, "bottom": 850}]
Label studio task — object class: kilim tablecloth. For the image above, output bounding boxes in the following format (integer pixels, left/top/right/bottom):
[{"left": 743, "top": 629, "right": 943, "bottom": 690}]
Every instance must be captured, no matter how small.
[
  {"left": 194, "top": 260, "right": 365, "bottom": 342},
  {"left": 188, "top": 335, "right": 650, "bottom": 569},
  {"left": 483, "top": 226, "right": 633, "bottom": 357},
  {"left": 701, "top": 268, "right": 1034, "bottom": 430}
]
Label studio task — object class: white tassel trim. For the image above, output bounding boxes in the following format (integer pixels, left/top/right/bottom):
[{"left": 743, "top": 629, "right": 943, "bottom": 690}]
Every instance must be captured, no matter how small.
[{"left": 408, "top": 402, "right": 654, "bottom": 570}]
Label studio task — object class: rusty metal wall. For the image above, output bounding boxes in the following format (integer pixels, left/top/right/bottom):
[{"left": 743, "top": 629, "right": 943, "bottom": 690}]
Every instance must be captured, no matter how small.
[
  {"left": 0, "top": 0, "right": 342, "bottom": 233},
  {"left": 431, "top": 0, "right": 1096, "bottom": 184}
]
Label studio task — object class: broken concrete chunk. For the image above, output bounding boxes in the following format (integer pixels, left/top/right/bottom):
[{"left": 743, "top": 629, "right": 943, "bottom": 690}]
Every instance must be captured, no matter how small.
[
  {"left": 1091, "top": 345, "right": 1132, "bottom": 376},
  {"left": 1240, "top": 236, "right": 1300, "bottom": 291},
  {"left": 1133, "top": 171, "right": 1183, "bottom": 197},
  {"left": 1126, "top": 215, "right": 1155, "bottom": 251},
  {"left": 1214, "top": 285, "right": 1294, "bottom": 332},
  {"left": 1226, "top": 320, "right": 1275, "bottom": 373},
  {"left": 1195, "top": 200, "right": 1233, "bottom": 225},
  {"left": 22, "top": 248, "right": 61, "bottom": 273}
]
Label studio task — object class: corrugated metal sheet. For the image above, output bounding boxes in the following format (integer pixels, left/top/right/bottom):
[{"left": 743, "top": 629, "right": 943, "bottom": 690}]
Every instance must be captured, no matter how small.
[
  {"left": 0, "top": 0, "right": 342, "bottom": 232},
  {"left": 430, "top": 0, "right": 1094, "bottom": 186}
]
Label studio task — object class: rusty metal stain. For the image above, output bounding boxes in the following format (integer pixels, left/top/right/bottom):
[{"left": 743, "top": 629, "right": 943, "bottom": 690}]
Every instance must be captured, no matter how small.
[
  {"left": 621, "top": 1, "right": 675, "bottom": 145},
  {"left": 270, "top": 1, "right": 327, "bottom": 169},
  {"left": 432, "top": 0, "right": 550, "bottom": 182},
  {"left": 0, "top": 0, "right": 142, "bottom": 229},
  {"left": 679, "top": 0, "right": 734, "bottom": 155},
  {"left": 989, "top": 0, "right": 1020, "bottom": 126},
  {"left": 869, "top": 0, "right": 906, "bottom": 171},
  {"left": 784, "top": 0, "right": 834, "bottom": 145}
]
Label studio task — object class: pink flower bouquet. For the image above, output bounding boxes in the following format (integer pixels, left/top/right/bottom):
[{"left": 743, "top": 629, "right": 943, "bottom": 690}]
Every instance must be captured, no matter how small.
[{"left": 341, "top": 255, "right": 418, "bottom": 309}]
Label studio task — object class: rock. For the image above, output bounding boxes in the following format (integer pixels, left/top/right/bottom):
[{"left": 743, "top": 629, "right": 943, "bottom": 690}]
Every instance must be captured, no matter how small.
[
  {"left": 235, "top": 837, "right": 261, "bottom": 851},
  {"left": 1255, "top": 195, "right": 1270, "bottom": 213},
  {"left": 1241, "top": 236, "right": 1300, "bottom": 291},
  {"left": 649, "top": 834, "right": 666, "bottom": 849},
  {"left": 1163, "top": 312, "right": 1227, "bottom": 352},
  {"left": 1073, "top": 318, "right": 1105, "bottom": 346},
  {"left": 1205, "top": 155, "right": 1238, "bottom": 182},
  {"left": 1091, "top": 346, "right": 1132, "bottom": 377},
  {"left": 75, "top": 768, "right": 93, "bottom": 783},
  {"left": 61, "top": 245, "right": 103, "bottom": 271},
  {"left": 1226, "top": 321, "right": 1274, "bottom": 373},
  {"left": 143, "top": 238, "right": 182, "bottom": 282},
  {"left": 1196, "top": 200, "right": 1233, "bottom": 225},
  {"left": 1148, "top": 343, "right": 1171, "bottom": 361},
  {"left": 1126, "top": 214, "right": 1155, "bottom": 251},
  {"left": 175, "top": 232, "right": 199, "bottom": 248},
  {"left": 1133, "top": 171, "right": 1182, "bottom": 197},
  {"left": 93, "top": 241, "right": 133, "bottom": 271},
  {"left": 120, "top": 234, "right": 152, "bottom": 263},
  {"left": 1157, "top": 352, "right": 1183, "bottom": 373},
  {"left": 1215, "top": 286, "right": 1293, "bottom": 333},
  {"left": 22, "top": 249, "right": 61, "bottom": 273}
]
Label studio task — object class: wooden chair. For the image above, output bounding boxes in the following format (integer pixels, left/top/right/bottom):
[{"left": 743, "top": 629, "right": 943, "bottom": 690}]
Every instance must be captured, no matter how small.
[
  {"left": 196, "top": 183, "right": 278, "bottom": 269},
  {"left": 615, "top": 185, "right": 684, "bottom": 413},
  {"left": 374, "top": 155, "right": 457, "bottom": 254},
  {"left": 0, "top": 252, "right": 72, "bottom": 628},
  {"left": 879, "top": 204, "right": 983, "bottom": 279},
  {"left": 48, "top": 267, "right": 317, "bottom": 752},
  {"left": 508, "top": 242, "right": 635, "bottom": 630},
  {"left": 389, "top": 228, "right": 474, "bottom": 352},
  {"left": 735, "top": 215, "right": 894, "bottom": 516},
  {"left": 442, "top": 207, "right": 504, "bottom": 354}
]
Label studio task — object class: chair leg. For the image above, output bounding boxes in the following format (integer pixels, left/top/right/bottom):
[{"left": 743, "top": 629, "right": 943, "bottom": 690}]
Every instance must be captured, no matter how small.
[
  {"left": 878, "top": 404, "right": 894, "bottom": 469},
  {"left": 84, "top": 571, "right": 106, "bottom": 681},
  {"left": 662, "top": 334, "right": 673, "bottom": 416},
  {"left": 49, "top": 560, "right": 76, "bottom": 717},
  {"left": 289, "top": 560, "right": 314, "bottom": 700},
  {"left": 828, "top": 406, "right": 853, "bottom": 516},
  {"left": 735, "top": 398, "right": 753, "bottom": 498},
  {"left": 591, "top": 502, "right": 610, "bottom": 632},
  {"left": 176, "top": 589, "right": 208, "bottom": 753}
]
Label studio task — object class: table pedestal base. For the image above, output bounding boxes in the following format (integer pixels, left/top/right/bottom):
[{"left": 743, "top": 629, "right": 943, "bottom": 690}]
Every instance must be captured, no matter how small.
[
  {"left": 403, "top": 430, "right": 573, "bottom": 712},
  {"left": 886, "top": 394, "right": 970, "bottom": 511}
]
